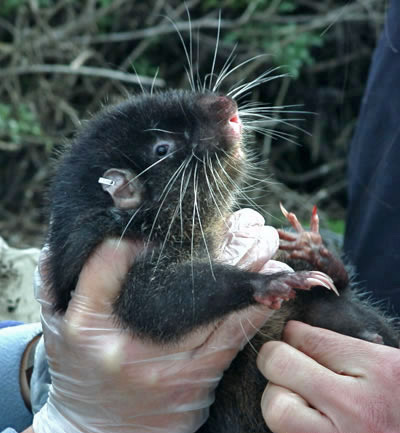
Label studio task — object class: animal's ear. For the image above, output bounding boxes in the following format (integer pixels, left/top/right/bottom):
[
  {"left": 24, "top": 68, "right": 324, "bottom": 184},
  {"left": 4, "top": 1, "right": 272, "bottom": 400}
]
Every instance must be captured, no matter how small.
[{"left": 100, "top": 168, "right": 143, "bottom": 209}]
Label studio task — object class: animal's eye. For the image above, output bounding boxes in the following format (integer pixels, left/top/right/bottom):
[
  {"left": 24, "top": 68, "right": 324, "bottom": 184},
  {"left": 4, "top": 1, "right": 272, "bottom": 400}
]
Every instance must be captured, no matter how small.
[{"left": 155, "top": 143, "right": 170, "bottom": 157}]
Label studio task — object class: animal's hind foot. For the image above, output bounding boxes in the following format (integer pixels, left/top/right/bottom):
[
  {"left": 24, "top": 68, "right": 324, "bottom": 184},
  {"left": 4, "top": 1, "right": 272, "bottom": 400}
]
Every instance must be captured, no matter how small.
[
  {"left": 277, "top": 204, "right": 349, "bottom": 290},
  {"left": 278, "top": 203, "right": 329, "bottom": 265}
]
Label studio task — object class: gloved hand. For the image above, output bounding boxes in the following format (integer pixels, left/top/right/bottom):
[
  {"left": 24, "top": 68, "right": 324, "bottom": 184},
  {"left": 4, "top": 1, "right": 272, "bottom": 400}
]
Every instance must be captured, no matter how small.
[{"left": 33, "top": 209, "right": 292, "bottom": 433}]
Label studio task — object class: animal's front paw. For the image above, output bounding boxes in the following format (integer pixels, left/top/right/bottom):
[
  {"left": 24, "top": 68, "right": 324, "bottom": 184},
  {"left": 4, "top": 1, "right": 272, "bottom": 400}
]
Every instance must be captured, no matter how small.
[{"left": 253, "top": 270, "right": 338, "bottom": 310}]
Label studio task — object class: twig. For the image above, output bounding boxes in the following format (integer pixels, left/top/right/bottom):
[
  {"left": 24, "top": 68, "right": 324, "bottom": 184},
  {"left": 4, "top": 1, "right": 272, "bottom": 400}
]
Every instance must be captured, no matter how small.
[
  {"left": 0, "top": 64, "right": 165, "bottom": 87},
  {"left": 307, "top": 47, "right": 371, "bottom": 73},
  {"left": 71, "top": 19, "right": 229, "bottom": 44},
  {"left": 0, "top": 140, "right": 22, "bottom": 151},
  {"left": 70, "top": 9, "right": 258, "bottom": 46},
  {"left": 32, "top": 0, "right": 128, "bottom": 48},
  {"left": 311, "top": 179, "right": 348, "bottom": 204},
  {"left": 274, "top": 159, "right": 346, "bottom": 184}
]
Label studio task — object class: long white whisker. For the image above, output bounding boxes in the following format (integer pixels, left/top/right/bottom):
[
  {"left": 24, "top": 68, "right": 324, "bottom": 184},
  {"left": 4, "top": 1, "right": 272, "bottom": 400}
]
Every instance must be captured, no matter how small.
[
  {"left": 154, "top": 162, "right": 192, "bottom": 271},
  {"left": 145, "top": 159, "right": 188, "bottom": 248},
  {"left": 208, "top": 10, "right": 221, "bottom": 91},
  {"left": 204, "top": 153, "right": 230, "bottom": 229},
  {"left": 244, "top": 126, "right": 300, "bottom": 145},
  {"left": 208, "top": 157, "right": 234, "bottom": 211},
  {"left": 155, "top": 202, "right": 180, "bottom": 269},
  {"left": 194, "top": 160, "right": 215, "bottom": 280},
  {"left": 215, "top": 154, "right": 265, "bottom": 213},
  {"left": 243, "top": 123, "right": 298, "bottom": 138},
  {"left": 185, "top": 4, "right": 195, "bottom": 92},
  {"left": 126, "top": 150, "right": 178, "bottom": 186},
  {"left": 158, "top": 160, "right": 188, "bottom": 202},
  {"left": 163, "top": 15, "right": 195, "bottom": 91},
  {"left": 239, "top": 316, "right": 259, "bottom": 355},
  {"left": 190, "top": 161, "right": 198, "bottom": 317},
  {"left": 239, "top": 103, "right": 306, "bottom": 114},
  {"left": 212, "top": 43, "right": 238, "bottom": 92},
  {"left": 218, "top": 148, "right": 270, "bottom": 187},
  {"left": 143, "top": 128, "right": 181, "bottom": 134},
  {"left": 150, "top": 67, "right": 159, "bottom": 95},
  {"left": 213, "top": 54, "right": 267, "bottom": 92},
  {"left": 130, "top": 63, "right": 145, "bottom": 94},
  {"left": 240, "top": 112, "right": 310, "bottom": 136},
  {"left": 179, "top": 158, "right": 193, "bottom": 241},
  {"left": 229, "top": 70, "right": 287, "bottom": 99},
  {"left": 117, "top": 205, "right": 144, "bottom": 248},
  {"left": 196, "top": 26, "right": 202, "bottom": 92}
]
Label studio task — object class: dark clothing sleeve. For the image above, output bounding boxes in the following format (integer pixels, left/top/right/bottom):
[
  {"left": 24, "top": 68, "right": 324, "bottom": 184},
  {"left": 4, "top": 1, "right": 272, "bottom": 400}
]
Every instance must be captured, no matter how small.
[{"left": 344, "top": 0, "right": 400, "bottom": 315}]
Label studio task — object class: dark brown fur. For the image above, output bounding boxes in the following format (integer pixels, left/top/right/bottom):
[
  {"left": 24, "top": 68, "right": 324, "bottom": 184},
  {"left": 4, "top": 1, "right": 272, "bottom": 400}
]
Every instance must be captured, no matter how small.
[{"left": 46, "top": 89, "right": 398, "bottom": 433}]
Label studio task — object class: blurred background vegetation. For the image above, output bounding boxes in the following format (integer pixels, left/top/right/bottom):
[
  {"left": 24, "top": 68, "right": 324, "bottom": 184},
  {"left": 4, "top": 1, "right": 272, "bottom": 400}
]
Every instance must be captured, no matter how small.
[{"left": 0, "top": 0, "right": 386, "bottom": 247}]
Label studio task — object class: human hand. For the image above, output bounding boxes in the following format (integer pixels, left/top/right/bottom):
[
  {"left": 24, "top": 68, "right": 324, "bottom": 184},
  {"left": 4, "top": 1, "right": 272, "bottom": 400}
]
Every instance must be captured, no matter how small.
[
  {"left": 33, "top": 209, "right": 291, "bottom": 433},
  {"left": 257, "top": 320, "right": 400, "bottom": 433}
]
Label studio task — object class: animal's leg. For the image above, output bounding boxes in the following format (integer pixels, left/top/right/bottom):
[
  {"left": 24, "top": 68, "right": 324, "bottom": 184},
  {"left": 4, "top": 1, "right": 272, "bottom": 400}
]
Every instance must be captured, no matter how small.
[{"left": 114, "top": 255, "right": 336, "bottom": 343}]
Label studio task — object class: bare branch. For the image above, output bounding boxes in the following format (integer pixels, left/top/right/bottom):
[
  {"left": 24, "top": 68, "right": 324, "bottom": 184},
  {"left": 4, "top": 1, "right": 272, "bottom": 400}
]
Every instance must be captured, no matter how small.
[
  {"left": 0, "top": 64, "right": 165, "bottom": 87},
  {"left": 69, "top": 7, "right": 259, "bottom": 46}
]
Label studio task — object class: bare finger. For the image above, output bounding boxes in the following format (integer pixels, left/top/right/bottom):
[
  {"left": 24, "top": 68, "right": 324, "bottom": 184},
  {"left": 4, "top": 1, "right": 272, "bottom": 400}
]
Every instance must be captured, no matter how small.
[
  {"left": 257, "top": 340, "right": 348, "bottom": 412},
  {"left": 261, "top": 383, "right": 337, "bottom": 433},
  {"left": 283, "top": 320, "right": 380, "bottom": 374}
]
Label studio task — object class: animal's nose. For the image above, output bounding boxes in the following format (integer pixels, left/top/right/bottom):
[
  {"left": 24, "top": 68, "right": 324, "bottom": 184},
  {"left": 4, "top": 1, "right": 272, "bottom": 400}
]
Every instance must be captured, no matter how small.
[{"left": 198, "top": 94, "right": 238, "bottom": 123}]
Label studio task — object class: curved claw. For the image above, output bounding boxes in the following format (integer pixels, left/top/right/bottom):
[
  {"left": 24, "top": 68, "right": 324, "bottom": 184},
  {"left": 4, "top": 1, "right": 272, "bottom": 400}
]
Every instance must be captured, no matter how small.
[
  {"left": 312, "top": 205, "right": 318, "bottom": 217},
  {"left": 307, "top": 271, "right": 339, "bottom": 296},
  {"left": 310, "top": 205, "right": 319, "bottom": 233},
  {"left": 280, "top": 202, "right": 289, "bottom": 218}
]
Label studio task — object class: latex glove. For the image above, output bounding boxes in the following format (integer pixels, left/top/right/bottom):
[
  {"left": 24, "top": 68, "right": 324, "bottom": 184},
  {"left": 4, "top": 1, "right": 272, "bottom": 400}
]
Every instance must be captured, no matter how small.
[
  {"left": 219, "top": 208, "right": 293, "bottom": 274},
  {"left": 33, "top": 209, "right": 291, "bottom": 433},
  {"left": 258, "top": 320, "right": 400, "bottom": 433}
]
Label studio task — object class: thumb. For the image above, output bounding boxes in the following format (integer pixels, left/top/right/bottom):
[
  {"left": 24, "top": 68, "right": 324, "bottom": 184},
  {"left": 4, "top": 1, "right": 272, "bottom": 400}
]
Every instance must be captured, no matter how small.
[
  {"left": 71, "top": 238, "right": 144, "bottom": 314},
  {"left": 202, "top": 304, "right": 276, "bottom": 353}
]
